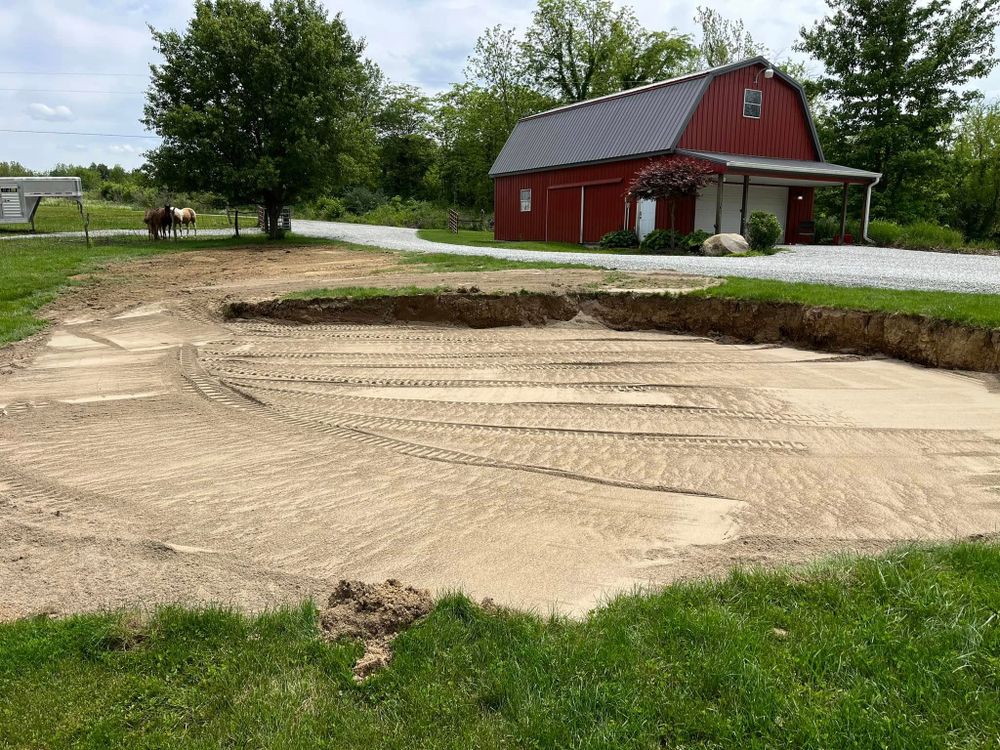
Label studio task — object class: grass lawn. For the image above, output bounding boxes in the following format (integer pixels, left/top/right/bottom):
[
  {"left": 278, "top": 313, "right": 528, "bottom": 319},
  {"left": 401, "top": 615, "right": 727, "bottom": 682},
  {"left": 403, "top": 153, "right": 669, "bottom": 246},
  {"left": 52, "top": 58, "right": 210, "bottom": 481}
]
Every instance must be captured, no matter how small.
[
  {"left": 0, "top": 234, "right": 324, "bottom": 345},
  {"left": 694, "top": 277, "right": 1000, "bottom": 329},
  {"left": 2, "top": 542, "right": 999, "bottom": 748},
  {"left": 284, "top": 285, "right": 451, "bottom": 300},
  {"left": 0, "top": 200, "right": 236, "bottom": 235},
  {"left": 397, "top": 249, "right": 594, "bottom": 272},
  {"left": 416, "top": 228, "right": 638, "bottom": 255}
]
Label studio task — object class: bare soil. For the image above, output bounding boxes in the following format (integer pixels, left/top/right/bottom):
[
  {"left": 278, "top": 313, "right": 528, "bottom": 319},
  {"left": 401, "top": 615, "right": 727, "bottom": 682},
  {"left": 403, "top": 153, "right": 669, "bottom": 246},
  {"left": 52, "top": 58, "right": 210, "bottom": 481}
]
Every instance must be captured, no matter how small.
[
  {"left": 320, "top": 579, "right": 433, "bottom": 679},
  {"left": 2, "top": 242, "right": 1000, "bottom": 620}
]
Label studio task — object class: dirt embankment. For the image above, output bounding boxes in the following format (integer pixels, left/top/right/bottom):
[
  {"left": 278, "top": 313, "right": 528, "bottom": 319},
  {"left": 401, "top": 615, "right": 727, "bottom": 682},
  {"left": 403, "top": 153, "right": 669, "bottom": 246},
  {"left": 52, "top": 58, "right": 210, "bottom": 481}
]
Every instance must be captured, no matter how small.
[{"left": 225, "top": 292, "right": 1000, "bottom": 372}]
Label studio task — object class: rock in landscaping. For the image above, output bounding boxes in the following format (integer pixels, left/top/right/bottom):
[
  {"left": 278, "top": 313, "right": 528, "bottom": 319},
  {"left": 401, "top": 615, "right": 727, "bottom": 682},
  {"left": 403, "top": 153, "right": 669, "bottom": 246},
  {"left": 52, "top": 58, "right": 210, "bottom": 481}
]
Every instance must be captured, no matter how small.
[{"left": 701, "top": 233, "right": 748, "bottom": 256}]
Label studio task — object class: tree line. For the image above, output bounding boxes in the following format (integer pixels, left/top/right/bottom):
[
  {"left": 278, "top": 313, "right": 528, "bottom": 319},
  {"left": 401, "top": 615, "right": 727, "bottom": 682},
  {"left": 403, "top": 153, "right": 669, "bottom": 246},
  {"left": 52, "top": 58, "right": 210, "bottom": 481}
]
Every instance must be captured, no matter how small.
[{"left": 8, "top": 0, "right": 998, "bottom": 242}]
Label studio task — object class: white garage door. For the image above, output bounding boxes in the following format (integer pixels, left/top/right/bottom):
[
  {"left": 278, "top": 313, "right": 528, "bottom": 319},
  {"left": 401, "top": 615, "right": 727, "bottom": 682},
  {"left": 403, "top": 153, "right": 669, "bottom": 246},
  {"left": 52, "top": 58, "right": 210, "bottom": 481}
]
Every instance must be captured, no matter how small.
[{"left": 694, "top": 184, "right": 788, "bottom": 235}]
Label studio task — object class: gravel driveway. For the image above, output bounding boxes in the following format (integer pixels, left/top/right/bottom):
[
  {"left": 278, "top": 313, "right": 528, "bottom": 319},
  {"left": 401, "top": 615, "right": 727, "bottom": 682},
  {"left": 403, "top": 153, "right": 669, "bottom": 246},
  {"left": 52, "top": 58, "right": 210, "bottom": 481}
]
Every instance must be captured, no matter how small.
[{"left": 295, "top": 219, "right": 1000, "bottom": 294}]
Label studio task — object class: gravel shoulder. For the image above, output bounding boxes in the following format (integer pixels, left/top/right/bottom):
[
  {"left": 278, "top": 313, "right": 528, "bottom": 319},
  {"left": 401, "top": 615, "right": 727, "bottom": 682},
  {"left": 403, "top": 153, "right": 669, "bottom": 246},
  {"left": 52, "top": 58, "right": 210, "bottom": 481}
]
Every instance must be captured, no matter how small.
[{"left": 294, "top": 220, "right": 1000, "bottom": 294}]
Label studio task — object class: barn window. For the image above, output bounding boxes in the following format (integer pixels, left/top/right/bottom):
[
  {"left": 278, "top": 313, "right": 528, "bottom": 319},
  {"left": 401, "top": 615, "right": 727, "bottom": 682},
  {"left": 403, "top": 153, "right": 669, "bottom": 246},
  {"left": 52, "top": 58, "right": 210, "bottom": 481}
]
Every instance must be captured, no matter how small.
[
  {"left": 520, "top": 188, "right": 531, "bottom": 212},
  {"left": 743, "top": 89, "right": 762, "bottom": 119}
]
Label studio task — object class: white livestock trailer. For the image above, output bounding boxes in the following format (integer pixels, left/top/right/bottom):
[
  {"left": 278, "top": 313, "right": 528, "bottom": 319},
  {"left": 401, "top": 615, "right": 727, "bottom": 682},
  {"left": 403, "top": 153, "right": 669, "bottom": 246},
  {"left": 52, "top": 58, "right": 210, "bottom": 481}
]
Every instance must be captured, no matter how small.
[{"left": 0, "top": 176, "right": 84, "bottom": 231}]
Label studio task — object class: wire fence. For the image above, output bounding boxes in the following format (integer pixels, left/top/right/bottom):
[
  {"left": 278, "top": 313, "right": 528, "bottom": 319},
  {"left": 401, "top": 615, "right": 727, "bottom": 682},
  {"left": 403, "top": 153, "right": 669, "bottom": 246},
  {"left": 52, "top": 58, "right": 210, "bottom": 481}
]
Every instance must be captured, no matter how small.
[{"left": 0, "top": 199, "right": 262, "bottom": 247}]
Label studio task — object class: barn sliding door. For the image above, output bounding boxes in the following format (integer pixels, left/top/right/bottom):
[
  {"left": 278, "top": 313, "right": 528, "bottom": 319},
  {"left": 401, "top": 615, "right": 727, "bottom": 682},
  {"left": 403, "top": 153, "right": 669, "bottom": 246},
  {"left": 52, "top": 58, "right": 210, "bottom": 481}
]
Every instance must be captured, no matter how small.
[{"left": 546, "top": 186, "right": 582, "bottom": 244}]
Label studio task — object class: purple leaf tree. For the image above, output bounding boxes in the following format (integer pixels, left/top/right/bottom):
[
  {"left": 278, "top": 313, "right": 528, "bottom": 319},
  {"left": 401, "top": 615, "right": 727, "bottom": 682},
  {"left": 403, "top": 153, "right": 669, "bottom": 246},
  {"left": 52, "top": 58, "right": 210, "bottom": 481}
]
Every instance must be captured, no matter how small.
[{"left": 628, "top": 156, "right": 716, "bottom": 248}]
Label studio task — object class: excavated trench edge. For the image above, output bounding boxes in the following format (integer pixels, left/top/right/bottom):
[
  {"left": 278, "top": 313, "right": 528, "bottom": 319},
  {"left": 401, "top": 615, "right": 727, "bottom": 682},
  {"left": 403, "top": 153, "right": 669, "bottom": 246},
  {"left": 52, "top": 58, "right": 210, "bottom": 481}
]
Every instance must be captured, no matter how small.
[{"left": 224, "top": 293, "right": 1000, "bottom": 373}]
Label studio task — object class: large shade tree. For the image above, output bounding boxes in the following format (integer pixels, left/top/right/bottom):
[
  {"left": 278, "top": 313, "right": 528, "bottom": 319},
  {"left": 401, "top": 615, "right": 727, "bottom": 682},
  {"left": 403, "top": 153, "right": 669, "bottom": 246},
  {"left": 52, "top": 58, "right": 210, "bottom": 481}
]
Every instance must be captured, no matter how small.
[
  {"left": 143, "top": 0, "right": 377, "bottom": 238},
  {"left": 629, "top": 157, "right": 716, "bottom": 247},
  {"left": 523, "top": 0, "right": 696, "bottom": 102},
  {"left": 797, "top": 0, "right": 999, "bottom": 222}
]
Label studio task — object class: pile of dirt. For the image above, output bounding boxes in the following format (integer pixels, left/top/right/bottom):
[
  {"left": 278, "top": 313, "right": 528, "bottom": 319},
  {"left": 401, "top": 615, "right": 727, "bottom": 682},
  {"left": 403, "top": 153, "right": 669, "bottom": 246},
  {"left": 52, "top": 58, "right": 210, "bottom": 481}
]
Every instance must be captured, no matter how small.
[
  {"left": 319, "top": 579, "right": 433, "bottom": 680},
  {"left": 226, "top": 291, "right": 1000, "bottom": 372}
]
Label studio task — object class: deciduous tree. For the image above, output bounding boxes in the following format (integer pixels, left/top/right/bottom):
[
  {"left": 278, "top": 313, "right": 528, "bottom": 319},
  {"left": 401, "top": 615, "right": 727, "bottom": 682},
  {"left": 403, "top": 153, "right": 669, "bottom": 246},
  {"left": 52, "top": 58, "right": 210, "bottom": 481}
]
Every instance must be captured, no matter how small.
[
  {"left": 628, "top": 157, "right": 715, "bottom": 247},
  {"left": 143, "top": 0, "right": 377, "bottom": 238},
  {"left": 797, "top": 0, "right": 999, "bottom": 222},
  {"left": 523, "top": 0, "right": 696, "bottom": 102}
]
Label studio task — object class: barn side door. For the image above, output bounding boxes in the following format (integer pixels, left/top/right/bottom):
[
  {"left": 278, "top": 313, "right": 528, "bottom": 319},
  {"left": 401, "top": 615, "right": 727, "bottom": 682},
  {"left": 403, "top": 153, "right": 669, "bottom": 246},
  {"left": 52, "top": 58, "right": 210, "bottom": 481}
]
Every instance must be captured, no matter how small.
[
  {"left": 636, "top": 199, "right": 656, "bottom": 241},
  {"left": 546, "top": 186, "right": 583, "bottom": 244}
]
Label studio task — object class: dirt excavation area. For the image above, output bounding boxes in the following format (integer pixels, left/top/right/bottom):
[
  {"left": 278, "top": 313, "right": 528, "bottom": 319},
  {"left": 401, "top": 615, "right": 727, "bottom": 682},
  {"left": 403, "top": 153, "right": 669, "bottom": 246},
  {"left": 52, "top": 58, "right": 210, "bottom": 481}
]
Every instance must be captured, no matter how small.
[{"left": 2, "top": 242, "right": 1000, "bottom": 619}]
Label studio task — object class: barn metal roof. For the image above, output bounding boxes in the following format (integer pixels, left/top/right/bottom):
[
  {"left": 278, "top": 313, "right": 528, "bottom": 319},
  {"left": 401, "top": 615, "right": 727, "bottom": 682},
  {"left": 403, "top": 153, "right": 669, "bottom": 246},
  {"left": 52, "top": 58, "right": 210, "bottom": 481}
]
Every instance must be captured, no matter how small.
[
  {"left": 489, "top": 57, "right": 827, "bottom": 177},
  {"left": 677, "top": 150, "right": 882, "bottom": 181},
  {"left": 489, "top": 77, "right": 707, "bottom": 177}
]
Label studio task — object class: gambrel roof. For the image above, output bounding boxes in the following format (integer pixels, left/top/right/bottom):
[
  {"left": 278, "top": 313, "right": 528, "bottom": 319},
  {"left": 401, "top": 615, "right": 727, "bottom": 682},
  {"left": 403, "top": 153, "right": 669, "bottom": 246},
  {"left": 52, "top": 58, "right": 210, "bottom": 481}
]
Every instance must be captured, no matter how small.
[{"left": 489, "top": 57, "right": 824, "bottom": 177}]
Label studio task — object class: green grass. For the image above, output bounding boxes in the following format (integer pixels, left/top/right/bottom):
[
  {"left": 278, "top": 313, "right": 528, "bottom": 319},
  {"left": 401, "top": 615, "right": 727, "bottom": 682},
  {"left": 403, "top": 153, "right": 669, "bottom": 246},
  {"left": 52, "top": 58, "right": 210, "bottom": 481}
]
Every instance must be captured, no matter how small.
[
  {"left": 283, "top": 285, "right": 450, "bottom": 300},
  {"left": 417, "top": 228, "right": 619, "bottom": 254},
  {"left": 0, "top": 234, "right": 327, "bottom": 345},
  {"left": 397, "top": 249, "right": 594, "bottom": 272},
  {"left": 0, "top": 200, "right": 235, "bottom": 235},
  {"left": 694, "top": 277, "right": 1000, "bottom": 328},
  {"left": 3, "top": 543, "right": 1000, "bottom": 748}
]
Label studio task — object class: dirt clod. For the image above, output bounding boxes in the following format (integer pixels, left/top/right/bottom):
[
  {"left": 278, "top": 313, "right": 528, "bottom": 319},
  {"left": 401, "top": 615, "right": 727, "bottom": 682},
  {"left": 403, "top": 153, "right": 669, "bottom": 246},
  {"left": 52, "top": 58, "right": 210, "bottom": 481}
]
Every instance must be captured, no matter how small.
[{"left": 319, "top": 579, "right": 433, "bottom": 680}]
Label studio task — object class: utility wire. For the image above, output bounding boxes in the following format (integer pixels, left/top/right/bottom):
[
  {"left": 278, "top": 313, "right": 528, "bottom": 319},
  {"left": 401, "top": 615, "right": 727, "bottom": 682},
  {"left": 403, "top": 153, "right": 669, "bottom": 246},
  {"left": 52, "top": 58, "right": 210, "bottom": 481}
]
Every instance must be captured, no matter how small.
[
  {"left": 0, "top": 70, "right": 148, "bottom": 77},
  {"left": 0, "top": 88, "right": 145, "bottom": 95},
  {"left": 0, "top": 128, "right": 158, "bottom": 139}
]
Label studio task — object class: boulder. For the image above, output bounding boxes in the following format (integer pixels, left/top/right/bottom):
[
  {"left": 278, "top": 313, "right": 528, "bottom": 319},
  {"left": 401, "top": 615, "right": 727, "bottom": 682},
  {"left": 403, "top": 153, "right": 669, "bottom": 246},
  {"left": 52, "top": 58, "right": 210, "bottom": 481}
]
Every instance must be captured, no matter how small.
[{"left": 701, "top": 233, "right": 748, "bottom": 256}]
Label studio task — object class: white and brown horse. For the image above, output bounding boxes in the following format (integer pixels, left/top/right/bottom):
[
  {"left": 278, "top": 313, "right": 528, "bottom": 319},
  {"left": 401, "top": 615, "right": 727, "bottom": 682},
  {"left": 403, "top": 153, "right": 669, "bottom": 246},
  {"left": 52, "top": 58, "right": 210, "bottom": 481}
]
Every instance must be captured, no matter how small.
[{"left": 174, "top": 207, "right": 197, "bottom": 236}]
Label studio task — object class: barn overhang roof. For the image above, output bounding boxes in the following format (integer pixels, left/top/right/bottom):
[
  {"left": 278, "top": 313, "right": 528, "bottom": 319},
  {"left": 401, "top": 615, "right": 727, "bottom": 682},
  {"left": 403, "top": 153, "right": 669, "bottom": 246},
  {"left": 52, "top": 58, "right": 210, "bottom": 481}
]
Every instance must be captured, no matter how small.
[{"left": 677, "top": 150, "right": 882, "bottom": 185}]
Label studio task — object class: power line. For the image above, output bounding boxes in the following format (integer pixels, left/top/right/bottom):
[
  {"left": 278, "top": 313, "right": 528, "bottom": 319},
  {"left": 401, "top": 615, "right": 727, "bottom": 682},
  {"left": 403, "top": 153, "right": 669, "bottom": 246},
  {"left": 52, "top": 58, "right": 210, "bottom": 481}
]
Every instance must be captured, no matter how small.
[
  {"left": 0, "top": 70, "right": 148, "bottom": 77},
  {"left": 0, "top": 128, "right": 158, "bottom": 139},
  {"left": 0, "top": 88, "right": 145, "bottom": 95}
]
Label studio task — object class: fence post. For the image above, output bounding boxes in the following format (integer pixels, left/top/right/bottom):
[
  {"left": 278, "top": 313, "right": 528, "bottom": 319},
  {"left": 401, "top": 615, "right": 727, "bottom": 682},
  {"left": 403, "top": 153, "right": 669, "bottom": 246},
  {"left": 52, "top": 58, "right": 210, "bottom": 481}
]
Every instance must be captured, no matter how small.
[
  {"left": 235, "top": 210, "right": 240, "bottom": 238},
  {"left": 84, "top": 212, "right": 91, "bottom": 248}
]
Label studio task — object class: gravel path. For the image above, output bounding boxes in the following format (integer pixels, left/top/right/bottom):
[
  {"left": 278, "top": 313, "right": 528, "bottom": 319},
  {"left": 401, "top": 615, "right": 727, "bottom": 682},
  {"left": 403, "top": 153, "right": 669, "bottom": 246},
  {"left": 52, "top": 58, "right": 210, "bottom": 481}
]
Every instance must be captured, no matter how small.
[{"left": 295, "top": 220, "right": 1000, "bottom": 294}]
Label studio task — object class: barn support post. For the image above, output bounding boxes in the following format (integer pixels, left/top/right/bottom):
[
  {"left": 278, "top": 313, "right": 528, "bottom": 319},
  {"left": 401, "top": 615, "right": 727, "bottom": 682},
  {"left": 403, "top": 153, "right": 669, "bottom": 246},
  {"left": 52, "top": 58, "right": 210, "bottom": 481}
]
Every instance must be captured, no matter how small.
[
  {"left": 839, "top": 182, "right": 849, "bottom": 245},
  {"left": 714, "top": 174, "right": 724, "bottom": 235},
  {"left": 739, "top": 175, "right": 750, "bottom": 236},
  {"left": 578, "top": 186, "right": 585, "bottom": 244}
]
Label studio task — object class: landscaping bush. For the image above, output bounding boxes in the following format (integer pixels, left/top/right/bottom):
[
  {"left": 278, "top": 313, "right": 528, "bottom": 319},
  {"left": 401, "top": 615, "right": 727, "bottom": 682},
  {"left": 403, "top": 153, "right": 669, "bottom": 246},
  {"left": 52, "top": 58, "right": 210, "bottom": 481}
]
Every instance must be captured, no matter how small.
[
  {"left": 639, "top": 228, "right": 685, "bottom": 253},
  {"left": 684, "top": 229, "right": 712, "bottom": 252},
  {"left": 898, "top": 221, "right": 965, "bottom": 250},
  {"left": 599, "top": 229, "right": 638, "bottom": 248},
  {"left": 746, "top": 211, "right": 783, "bottom": 251},
  {"left": 866, "top": 219, "right": 903, "bottom": 247},
  {"left": 813, "top": 215, "right": 839, "bottom": 244}
]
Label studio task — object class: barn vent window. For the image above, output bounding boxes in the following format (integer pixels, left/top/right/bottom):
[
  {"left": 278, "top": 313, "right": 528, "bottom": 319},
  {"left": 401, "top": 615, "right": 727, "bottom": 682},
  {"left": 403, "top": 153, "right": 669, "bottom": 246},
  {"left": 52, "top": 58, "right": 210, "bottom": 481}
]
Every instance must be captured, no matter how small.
[
  {"left": 520, "top": 188, "right": 532, "bottom": 212},
  {"left": 743, "top": 89, "right": 762, "bottom": 119}
]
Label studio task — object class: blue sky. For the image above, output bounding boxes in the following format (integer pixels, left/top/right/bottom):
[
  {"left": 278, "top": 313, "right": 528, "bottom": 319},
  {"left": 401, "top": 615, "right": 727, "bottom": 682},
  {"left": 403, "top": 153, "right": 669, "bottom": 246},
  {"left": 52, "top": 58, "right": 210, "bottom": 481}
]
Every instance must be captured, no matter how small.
[{"left": 1, "top": 0, "right": 998, "bottom": 171}]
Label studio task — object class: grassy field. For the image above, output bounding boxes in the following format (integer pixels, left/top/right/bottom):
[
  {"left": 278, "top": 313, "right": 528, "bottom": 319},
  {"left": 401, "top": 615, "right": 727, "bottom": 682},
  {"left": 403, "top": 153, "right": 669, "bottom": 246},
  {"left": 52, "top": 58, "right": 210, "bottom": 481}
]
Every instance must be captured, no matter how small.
[
  {"left": 2, "top": 542, "right": 998, "bottom": 748},
  {"left": 0, "top": 200, "right": 236, "bottom": 235},
  {"left": 694, "top": 277, "right": 1000, "bottom": 329},
  {"left": 416, "top": 228, "right": 616, "bottom": 254}
]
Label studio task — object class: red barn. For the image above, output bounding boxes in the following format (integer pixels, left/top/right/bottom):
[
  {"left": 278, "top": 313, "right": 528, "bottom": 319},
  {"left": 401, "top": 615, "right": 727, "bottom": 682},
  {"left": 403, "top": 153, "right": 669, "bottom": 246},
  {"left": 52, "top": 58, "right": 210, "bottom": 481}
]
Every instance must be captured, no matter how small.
[{"left": 490, "top": 57, "right": 881, "bottom": 245}]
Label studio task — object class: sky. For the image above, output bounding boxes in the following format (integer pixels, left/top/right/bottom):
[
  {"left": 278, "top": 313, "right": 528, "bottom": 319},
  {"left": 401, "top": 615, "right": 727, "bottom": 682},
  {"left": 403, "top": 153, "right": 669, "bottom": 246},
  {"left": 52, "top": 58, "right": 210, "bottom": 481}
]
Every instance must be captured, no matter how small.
[{"left": 1, "top": 0, "right": 998, "bottom": 171}]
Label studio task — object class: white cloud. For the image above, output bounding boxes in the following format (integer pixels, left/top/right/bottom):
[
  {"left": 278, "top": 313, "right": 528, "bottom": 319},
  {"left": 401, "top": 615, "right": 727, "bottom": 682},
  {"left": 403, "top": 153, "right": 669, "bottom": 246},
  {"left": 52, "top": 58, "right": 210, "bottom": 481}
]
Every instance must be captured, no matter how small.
[
  {"left": 108, "top": 143, "right": 138, "bottom": 154},
  {"left": 26, "top": 102, "right": 75, "bottom": 121}
]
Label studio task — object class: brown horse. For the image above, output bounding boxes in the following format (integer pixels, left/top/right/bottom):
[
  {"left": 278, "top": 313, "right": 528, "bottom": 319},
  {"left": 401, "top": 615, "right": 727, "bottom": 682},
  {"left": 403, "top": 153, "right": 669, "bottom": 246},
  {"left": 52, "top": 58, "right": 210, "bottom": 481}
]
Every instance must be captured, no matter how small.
[{"left": 143, "top": 206, "right": 176, "bottom": 241}]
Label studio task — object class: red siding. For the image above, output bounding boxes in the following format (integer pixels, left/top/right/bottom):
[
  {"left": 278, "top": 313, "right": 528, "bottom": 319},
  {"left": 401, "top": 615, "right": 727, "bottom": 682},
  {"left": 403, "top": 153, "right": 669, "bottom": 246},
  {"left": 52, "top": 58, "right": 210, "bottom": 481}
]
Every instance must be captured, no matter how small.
[
  {"left": 784, "top": 187, "right": 816, "bottom": 243},
  {"left": 654, "top": 196, "right": 695, "bottom": 235},
  {"left": 494, "top": 157, "right": 719, "bottom": 242},
  {"left": 678, "top": 65, "right": 819, "bottom": 160},
  {"left": 547, "top": 187, "right": 581, "bottom": 243}
]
